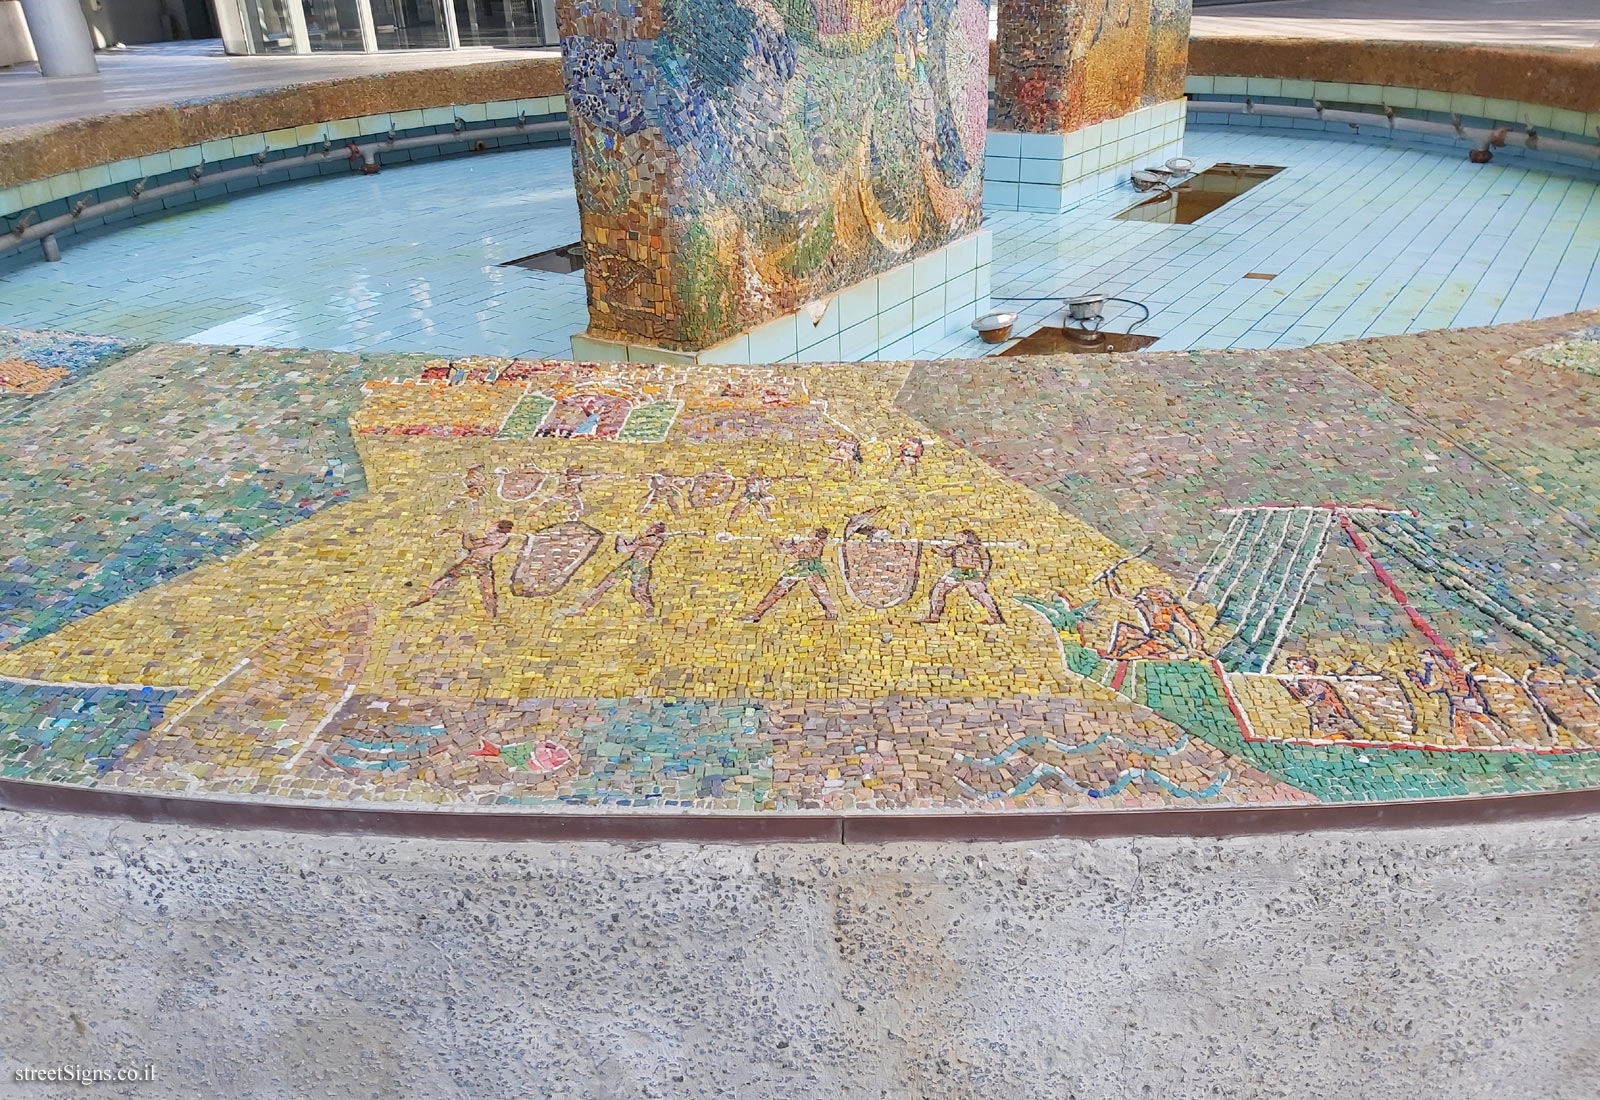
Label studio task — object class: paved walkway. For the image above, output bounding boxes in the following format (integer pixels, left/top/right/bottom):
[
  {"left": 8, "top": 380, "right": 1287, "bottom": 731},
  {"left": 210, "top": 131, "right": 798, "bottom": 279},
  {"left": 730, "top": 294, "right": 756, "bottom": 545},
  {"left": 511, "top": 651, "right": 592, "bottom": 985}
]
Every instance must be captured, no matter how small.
[
  {"left": 0, "top": 40, "right": 557, "bottom": 131},
  {"left": 1193, "top": 0, "right": 1600, "bottom": 48}
]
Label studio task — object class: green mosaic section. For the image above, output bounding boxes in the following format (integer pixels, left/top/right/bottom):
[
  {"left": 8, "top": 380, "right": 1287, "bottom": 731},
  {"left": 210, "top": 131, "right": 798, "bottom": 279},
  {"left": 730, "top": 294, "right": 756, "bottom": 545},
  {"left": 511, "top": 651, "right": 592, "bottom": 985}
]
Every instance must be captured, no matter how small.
[
  {"left": 1138, "top": 658, "right": 1600, "bottom": 802},
  {"left": 497, "top": 391, "right": 555, "bottom": 439},
  {"left": 616, "top": 400, "right": 681, "bottom": 443}
]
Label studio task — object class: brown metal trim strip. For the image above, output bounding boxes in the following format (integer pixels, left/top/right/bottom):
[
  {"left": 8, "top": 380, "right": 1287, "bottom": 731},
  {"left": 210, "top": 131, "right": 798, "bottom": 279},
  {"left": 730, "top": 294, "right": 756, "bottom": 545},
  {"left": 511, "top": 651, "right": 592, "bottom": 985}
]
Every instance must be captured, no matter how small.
[{"left": 6, "top": 778, "right": 1600, "bottom": 843}]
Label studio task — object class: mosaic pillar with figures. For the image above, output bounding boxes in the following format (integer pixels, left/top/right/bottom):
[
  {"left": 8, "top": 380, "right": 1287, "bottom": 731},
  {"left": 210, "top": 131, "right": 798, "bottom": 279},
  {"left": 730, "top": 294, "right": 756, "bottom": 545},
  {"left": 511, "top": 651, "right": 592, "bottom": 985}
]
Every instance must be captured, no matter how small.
[
  {"left": 988, "top": 0, "right": 1191, "bottom": 212},
  {"left": 556, "top": 0, "right": 993, "bottom": 365}
]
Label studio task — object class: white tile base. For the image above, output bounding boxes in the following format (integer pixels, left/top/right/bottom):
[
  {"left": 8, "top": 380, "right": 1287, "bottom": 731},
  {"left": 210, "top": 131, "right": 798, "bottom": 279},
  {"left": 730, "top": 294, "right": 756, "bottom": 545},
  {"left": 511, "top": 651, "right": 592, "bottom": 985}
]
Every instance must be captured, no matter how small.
[
  {"left": 984, "top": 99, "right": 1188, "bottom": 213},
  {"left": 572, "top": 231, "right": 992, "bottom": 365}
]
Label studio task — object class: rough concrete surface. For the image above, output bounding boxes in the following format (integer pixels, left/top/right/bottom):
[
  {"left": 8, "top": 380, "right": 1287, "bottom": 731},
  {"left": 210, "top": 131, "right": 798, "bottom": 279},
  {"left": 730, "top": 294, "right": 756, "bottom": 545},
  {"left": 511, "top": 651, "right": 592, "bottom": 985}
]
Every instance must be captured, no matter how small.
[{"left": 0, "top": 810, "right": 1597, "bottom": 1099}]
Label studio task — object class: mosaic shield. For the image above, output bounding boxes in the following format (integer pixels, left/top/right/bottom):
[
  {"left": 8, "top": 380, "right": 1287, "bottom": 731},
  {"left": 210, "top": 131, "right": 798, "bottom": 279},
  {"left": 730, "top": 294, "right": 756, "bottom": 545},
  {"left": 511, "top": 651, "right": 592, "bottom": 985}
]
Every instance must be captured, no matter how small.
[
  {"left": 511, "top": 521, "right": 604, "bottom": 597},
  {"left": 688, "top": 470, "right": 736, "bottom": 509},
  {"left": 841, "top": 538, "right": 921, "bottom": 609},
  {"left": 497, "top": 467, "right": 547, "bottom": 502}
]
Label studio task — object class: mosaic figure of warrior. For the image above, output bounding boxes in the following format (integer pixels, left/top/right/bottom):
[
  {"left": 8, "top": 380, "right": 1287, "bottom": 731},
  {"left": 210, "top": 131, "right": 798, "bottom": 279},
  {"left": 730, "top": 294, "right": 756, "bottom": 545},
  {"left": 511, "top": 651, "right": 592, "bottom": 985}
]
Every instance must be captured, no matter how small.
[
  {"left": 727, "top": 472, "right": 778, "bottom": 524},
  {"left": 1280, "top": 655, "right": 1366, "bottom": 739},
  {"left": 638, "top": 470, "right": 686, "bottom": 518},
  {"left": 1407, "top": 650, "right": 1511, "bottom": 746},
  {"left": 408, "top": 519, "right": 515, "bottom": 619},
  {"left": 573, "top": 522, "right": 672, "bottom": 618},
  {"left": 548, "top": 464, "right": 599, "bottom": 521},
  {"left": 828, "top": 438, "right": 863, "bottom": 479},
  {"left": 891, "top": 436, "right": 924, "bottom": 479},
  {"left": 921, "top": 529, "right": 1004, "bottom": 624},
  {"left": 743, "top": 527, "right": 840, "bottom": 623},
  {"left": 443, "top": 464, "right": 489, "bottom": 525}
]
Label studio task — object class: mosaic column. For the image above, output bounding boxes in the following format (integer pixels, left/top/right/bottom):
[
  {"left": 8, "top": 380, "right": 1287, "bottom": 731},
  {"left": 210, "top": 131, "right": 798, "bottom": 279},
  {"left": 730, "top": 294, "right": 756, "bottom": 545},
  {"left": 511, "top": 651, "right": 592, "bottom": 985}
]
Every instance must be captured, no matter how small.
[
  {"left": 558, "top": 0, "right": 993, "bottom": 365},
  {"left": 988, "top": 0, "right": 1191, "bottom": 212}
]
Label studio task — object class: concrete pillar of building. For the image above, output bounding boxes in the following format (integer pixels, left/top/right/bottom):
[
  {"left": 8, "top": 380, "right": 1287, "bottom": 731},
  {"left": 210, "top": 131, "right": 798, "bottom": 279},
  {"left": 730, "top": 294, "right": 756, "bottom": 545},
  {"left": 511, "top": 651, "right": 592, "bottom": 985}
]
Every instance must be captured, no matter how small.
[
  {"left": 16, "top": 0, "right": 97, "bottom": 76},
  {"left": 284, "top": 0, "right": 311, "bottom": 54},
  {"left": 354, "top": 0, "right": 378, "bottom": 52},
  {"left": 987, "top": 0, "right": 1192, "bottom": 213}
]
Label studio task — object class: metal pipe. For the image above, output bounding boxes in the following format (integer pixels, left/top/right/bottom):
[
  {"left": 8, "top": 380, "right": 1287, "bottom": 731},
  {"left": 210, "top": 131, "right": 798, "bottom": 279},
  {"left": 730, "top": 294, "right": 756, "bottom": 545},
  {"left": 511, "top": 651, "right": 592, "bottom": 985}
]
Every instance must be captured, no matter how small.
[
  {"left": 1189, "top": 99, "right": 1600, "bottom": 162},
  {"left": 2, "top": 120, "right": 570, "bottom": 259}
]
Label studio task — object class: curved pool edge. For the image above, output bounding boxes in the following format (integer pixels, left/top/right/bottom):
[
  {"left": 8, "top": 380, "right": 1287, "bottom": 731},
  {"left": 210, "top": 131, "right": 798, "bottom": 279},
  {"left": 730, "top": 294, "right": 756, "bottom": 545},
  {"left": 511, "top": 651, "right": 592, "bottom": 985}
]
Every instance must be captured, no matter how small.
[{"left": 8, "top": 776, "right": 1600, "bottom": 843}]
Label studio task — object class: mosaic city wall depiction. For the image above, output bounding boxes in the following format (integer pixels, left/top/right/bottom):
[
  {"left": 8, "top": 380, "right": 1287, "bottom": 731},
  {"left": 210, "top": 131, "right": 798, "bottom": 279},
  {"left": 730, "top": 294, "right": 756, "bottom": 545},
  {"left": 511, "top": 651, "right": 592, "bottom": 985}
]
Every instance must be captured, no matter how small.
[
  {"left": 993, "top": 0, "right": 1191, "bottom": 134},
  {"left": 1, "top": 314, "right": 1598, "bottom": 813},
  {"left": 557, "top": 0, "right": 989, "bottom": 350}
]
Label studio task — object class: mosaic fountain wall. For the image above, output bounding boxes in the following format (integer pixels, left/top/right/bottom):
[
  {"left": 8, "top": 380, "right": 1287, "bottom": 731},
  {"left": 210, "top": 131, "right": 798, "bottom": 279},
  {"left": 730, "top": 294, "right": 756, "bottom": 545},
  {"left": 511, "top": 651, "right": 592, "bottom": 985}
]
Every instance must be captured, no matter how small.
[
  {"left": 556, "top": 0, "right": 991, "bottom": 355},
  {"left": 4, "top": 315, "right": 1600, "bottom": 813},
  {"left": 986, "top": 0, "right": 1192, "bottom": 212}
]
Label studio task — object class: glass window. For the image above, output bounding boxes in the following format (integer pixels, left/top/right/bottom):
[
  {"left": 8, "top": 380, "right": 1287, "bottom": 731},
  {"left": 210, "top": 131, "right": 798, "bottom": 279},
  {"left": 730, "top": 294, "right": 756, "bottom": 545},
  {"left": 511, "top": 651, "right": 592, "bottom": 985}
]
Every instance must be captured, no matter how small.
[
  {"left": 369, "top": 0, "right": 452, "bottom": 48},
  {"left": 302, "top": 0, "right": 367, "bottom": 50},
  {"left": 243, "top": 0, "right": 302, "bottom": 52},
  {"left": 451, "top": 0, "right": 545, "bottom": 47}
]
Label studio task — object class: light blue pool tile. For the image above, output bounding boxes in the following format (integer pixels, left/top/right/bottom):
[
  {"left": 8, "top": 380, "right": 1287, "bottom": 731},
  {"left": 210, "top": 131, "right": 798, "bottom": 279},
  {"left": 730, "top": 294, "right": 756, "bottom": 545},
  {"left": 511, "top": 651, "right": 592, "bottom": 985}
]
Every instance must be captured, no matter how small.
[
  {"left": 46, "top": 172, "right": 82, "bottom": 200},
  {"left": 878, "top": 298, "right": 915, "bottom": 345},
  {"left": 984, "top": 156, "right": 1020, "bottom": 183},
  {"left": 946, "top": 234, "right": 978, "bottom": 277},
  {"left": 1018, "top": 132, "right": 1066, "bottom": 160},
  {"left": 104, "top": 158, "right": 143, "bottom": 184},
  {"left": 837, "top": 280, "right": 877, "bottom": 329},
  {"left": 1416, "top": 89, "right": 1452, "bottom": 113},
  {"left": 76, "top": 164, "right": 112, "bottom": 192},
  {"left": 797, "top": 328, "right": 841, "bottom": 362},
  {"left": 879, "top": 263, "right": 914, "bottom": 308},
  {"left": 986, "top": 131, "right": 1022, "bottom": 158},
  {"left": 747, "top": 314, "right": 798, "bottom": 363},
  {"left": 838, "top": 318, "right": 878, "bottom": 361},
  {"left": 5, "top": 129, "right": 1598, "bottom": 371},
  {"left": 698, "top": 333, "right": 750, "bottom": 365},
  {"left": 985, "top": 181, "right": 1020, "bottom": 208},
  {"left": 1019, "top": 157, "right": 1065, "bottom": 186}
]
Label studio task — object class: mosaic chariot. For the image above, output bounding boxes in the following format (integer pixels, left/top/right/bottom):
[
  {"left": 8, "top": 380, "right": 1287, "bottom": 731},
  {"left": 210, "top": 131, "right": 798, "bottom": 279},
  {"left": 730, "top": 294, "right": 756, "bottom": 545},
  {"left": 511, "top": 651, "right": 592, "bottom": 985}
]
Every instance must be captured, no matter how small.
[{"left": 2, "top": 323, "right": 1599, "bottom": 812}]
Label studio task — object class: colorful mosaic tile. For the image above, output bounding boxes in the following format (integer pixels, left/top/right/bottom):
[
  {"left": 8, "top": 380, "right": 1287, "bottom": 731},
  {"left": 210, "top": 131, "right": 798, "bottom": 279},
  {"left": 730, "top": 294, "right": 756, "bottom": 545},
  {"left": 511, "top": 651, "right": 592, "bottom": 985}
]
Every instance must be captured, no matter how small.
[
  {"left": 1, "top": 312, "right": 1598, "bottom": 813},
  {"left": 0, "top": 341, "right": 392, "bottom": 649},
  {"left": 556, "top": 0, "right": 989, "bottom": 348},
  {"left": 994, "top": 0, "right": 1191, "bottom": 133},
  {"left": 0, "top": 326, "right": 133, "bottom": 401}
]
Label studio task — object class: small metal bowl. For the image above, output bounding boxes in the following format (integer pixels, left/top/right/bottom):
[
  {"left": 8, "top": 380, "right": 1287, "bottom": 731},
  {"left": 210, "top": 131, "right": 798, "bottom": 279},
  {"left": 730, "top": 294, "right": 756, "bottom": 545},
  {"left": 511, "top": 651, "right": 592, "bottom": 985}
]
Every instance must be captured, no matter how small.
[
  {"left": 973, "top": 311, "right": 1018, "bottom": 343},
  {"left": 1165, "top": 156, "right": 1196, "bottom": 175}
]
